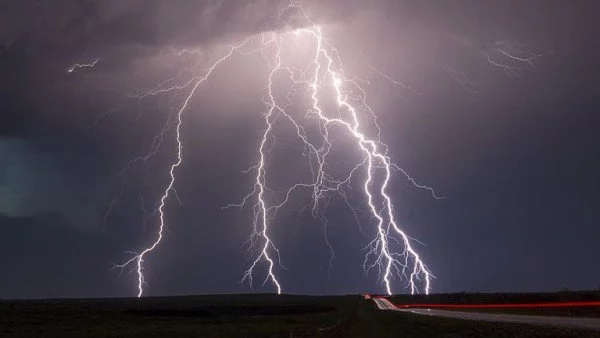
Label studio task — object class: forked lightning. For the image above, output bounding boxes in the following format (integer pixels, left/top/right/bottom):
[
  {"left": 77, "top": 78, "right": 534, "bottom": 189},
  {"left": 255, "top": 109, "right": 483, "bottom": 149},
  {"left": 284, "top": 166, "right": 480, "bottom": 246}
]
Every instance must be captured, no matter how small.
[{"left": 110, "top": 3, "right": 438, "bottom": 297}]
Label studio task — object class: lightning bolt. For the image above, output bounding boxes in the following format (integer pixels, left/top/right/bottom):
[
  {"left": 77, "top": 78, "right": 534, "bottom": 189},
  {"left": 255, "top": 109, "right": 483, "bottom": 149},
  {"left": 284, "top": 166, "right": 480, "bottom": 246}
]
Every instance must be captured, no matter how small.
[
  {"left": 443, "top": 65, "right": 481, "bottom": 95},
  {"left": 482, "top": 41, "right": 546, "bottom": 76},
  {"left": 111, "top": 3, "right": 438, "bottom": 297},
  {"left": 113, "top": 38, "right": 263, "bottom": 297},
  {"left": 227, "top": 5, "right": 437, "bottom": 295},
  {"left": 442, "top": 39, "right": 548, "bottom": 96},
  {"left": 67, "top": 58, "right": 99, "bottom": 73},
  {"left": 300, "top": 25, "right": 434, "bottom": 295}
]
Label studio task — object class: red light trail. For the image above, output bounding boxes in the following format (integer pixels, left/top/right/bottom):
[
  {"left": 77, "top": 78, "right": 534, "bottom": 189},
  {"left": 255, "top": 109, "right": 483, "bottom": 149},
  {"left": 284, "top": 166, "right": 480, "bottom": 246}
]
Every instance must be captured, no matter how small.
[{"left": 388, "top": 299, "right": 600, "bottom": 309}]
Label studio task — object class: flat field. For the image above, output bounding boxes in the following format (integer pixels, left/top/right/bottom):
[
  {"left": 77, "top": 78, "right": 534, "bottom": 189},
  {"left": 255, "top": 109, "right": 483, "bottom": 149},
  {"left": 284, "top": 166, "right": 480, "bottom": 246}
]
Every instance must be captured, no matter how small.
[{"left": 2, "top": 293, "right": 600, "bottom": 337}]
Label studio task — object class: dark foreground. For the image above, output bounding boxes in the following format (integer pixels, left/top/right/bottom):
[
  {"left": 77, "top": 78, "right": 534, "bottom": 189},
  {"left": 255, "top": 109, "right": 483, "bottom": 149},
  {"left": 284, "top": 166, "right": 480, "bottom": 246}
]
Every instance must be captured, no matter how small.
[{"left": 2, "top": 294, "right": 600, "bottom": 337}]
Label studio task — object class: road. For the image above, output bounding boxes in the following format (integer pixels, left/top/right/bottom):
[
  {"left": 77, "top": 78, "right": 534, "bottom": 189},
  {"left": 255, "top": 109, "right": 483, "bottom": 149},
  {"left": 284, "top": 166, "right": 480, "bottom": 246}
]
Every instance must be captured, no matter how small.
[{"left": 373, "top": 297, "right": 600, "bottom": 330}]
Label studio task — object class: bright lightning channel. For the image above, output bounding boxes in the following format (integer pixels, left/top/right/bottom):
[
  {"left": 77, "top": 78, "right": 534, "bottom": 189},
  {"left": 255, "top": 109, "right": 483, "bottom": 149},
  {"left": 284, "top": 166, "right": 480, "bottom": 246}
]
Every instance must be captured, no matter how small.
[
  {"left": 113, "top": 39, "right": 260, "bottom": 297},
  {"left": 113, "top": 3, "right": 438, "bottom": 297}
]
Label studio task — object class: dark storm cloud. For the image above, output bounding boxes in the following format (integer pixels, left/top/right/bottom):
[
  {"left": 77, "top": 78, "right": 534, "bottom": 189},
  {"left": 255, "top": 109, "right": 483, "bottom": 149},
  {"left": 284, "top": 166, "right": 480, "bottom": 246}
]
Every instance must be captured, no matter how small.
[
  {"left": 0, "top": 0, "right": 403, "bottom": 225},
  {"left": 0, "top": 212, "right": 128, "bottom": 299},
  {"left": 0, "top": 0, "right": 383, "bottom": 48},
  {"left": 0, "top": 0, "right": 365, "bottom": 67},
  {"left": 0, "top": 0, "right": 352, "bottom": 138}
]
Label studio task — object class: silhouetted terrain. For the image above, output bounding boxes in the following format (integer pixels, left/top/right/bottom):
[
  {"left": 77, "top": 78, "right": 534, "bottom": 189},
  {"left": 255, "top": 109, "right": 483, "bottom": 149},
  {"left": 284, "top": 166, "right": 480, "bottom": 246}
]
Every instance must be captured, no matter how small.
[{"left": 1, "top": 293, "right": 600, "bottom": 337}]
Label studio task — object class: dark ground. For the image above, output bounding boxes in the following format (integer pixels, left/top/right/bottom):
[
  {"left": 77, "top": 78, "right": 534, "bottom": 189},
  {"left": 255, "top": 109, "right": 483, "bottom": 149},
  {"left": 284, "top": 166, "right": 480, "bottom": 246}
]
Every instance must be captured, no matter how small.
[{"left": 1, "top": 293, "right": 600, "bottom": 337}]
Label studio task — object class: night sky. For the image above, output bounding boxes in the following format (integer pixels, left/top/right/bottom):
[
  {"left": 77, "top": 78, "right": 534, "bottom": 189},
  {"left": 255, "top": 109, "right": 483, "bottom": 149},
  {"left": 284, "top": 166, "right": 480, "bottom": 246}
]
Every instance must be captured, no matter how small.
[{"left": 1, "top": 0, "right": 599, "bottom": 299}]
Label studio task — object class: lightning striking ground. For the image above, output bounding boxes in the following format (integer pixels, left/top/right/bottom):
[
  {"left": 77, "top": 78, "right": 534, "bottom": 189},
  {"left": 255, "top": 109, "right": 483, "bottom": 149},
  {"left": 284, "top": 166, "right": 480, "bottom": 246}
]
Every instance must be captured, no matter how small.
[
  {"left": 113, "top": 39, "right": 259, "bottom": 297},
  {"left": 111, "top": 3, "right": 438, "bottom": 297}
]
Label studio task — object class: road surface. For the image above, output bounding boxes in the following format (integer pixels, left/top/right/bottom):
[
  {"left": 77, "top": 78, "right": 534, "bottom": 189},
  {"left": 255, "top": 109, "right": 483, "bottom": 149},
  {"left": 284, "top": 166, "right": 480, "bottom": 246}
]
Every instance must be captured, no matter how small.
[{"left": 373, "top": 297, "right": 600, "bottom": 331}]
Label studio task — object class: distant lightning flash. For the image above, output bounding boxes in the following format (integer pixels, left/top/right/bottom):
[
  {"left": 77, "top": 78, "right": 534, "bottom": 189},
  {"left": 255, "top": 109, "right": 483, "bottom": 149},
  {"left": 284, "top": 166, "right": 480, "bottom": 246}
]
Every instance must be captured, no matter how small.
[
  {"left": 112, "top": 3, "right": 438, "bottom": 297},
  {"left": 443, "top": 40, "right": 547, "bottom": 94},
  {"left": 482, "top": 41, "right": 546, "bottom": 76},
  {"left": 67, "top": 58, "right": 99, "bottom": 73}
]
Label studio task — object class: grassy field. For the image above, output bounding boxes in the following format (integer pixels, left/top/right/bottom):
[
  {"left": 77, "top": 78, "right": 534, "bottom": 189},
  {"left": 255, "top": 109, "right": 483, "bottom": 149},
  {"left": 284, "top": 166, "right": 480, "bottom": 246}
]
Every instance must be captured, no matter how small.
[
  {"left": 389, "top": 290, "right": 600, "bottom": 318},
  {"left": 1, "top": 294, "right": 600, "bottom": 337}
]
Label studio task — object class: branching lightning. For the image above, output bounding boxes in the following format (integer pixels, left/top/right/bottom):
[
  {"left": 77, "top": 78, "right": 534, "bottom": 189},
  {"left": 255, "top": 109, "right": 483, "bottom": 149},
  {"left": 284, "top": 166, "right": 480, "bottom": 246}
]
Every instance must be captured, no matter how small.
[
  {"left": 110, "top": 3, "right": 440, "bottom": 297},
  {"left": 482, "top": 41, "right": 546, "bottom": 77},
  {"left": 301, "top": 25, "right": 434, "bottom": 295},
  {"left": 443, "top": 40, "right": 548, "bottom": 95}
]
